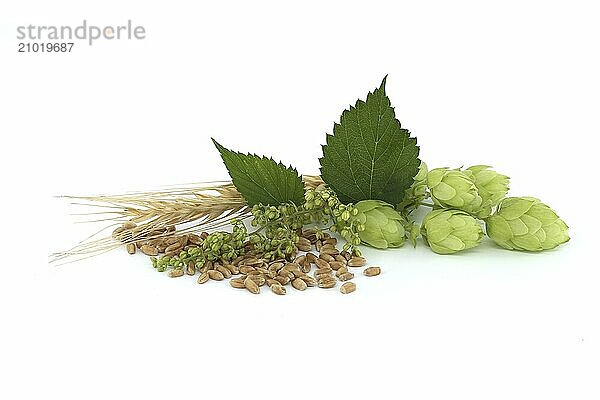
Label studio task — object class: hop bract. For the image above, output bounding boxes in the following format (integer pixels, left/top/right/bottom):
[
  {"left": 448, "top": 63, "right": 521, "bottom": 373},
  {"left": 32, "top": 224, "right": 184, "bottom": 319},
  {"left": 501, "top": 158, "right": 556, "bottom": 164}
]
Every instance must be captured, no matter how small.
[
  {"left": 421, "top": 209, "right": 483, "bottom": 254},
  {"left": 397, "top": 161, "right": 428, "bottom": 212},
  {"left": 426, "top": 168, "right": 483, "bottom": 215},
  {"left": 355, "top": 200, "right": 407, "bottom": 249},
  {"left": 465, "top": 165, "right": 509, "bottom": 218},
  {"left": 485, "top": 197, "right": 569, "bottom": 251}
]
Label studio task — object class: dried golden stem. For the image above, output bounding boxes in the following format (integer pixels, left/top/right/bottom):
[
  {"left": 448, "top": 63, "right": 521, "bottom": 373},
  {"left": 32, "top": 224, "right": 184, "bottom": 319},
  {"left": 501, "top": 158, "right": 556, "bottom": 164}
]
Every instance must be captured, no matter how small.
[{"left": 50, "top": 176, "right": 325, "bottom": 264}]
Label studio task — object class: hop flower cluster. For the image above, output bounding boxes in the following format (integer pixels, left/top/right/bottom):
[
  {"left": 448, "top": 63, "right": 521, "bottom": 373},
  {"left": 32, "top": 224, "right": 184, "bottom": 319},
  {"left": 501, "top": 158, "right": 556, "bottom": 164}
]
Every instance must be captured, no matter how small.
[
  {"left": 151, "top": 219, "right": 247, "bottom": 271},
  {"left": 202, "top": 219, "right": 248, "bottom": 261},
  {"left": 399, "top": 164, "right": 568, "bottom": 254},
  {"left": 248, "top": 204, "right": 302, "bottom": 260},
  {"left": 249, "top": 185, "right": 365, "bottom": 257},
  {"left": 354, "top": 200, "right": 408, "bottom": 249},
  {"left": 421, "top": 209, "right": 483, "bottom": 254},
  {"left": 485, "top": 197, "right": 569, "bottom": 251},
  {"left": 465, "top": 165, "right": 511, "bottom": 217},
  {"left": 251, "top": 203, "right": 307, "bottom": 231},
  {"left": 427, "top": 168, "right": 486, "bottom": 217},
  {"left": 305, "top": 185, "right": 364, "bottom": 254},
  {"left": 329, "top": 203, "right": 363, "bottom": 253}
]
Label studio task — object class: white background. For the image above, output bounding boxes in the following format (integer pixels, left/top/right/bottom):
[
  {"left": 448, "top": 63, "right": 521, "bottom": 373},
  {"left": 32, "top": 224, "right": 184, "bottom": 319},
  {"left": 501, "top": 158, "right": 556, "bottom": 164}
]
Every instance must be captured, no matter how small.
[{"left": 1, "top": 1, "right": 599, "bottom": 399}]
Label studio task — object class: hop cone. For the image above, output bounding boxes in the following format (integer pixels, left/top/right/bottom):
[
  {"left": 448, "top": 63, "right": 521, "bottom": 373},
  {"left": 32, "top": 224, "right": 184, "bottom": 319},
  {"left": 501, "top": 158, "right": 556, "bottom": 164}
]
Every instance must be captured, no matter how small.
[
  {"left": 426, "top": 168, "right": 483, "bottom": 215},
  {"left": 355, "top": 200, "right": 407, "bottom": 249},
  {"left": 421, "top": 209, "right": 483, "bottom": 254},
  {"left": 485, "top": 197, "right": 569, "bottom": 251},
  {"left": 397, "top": 161, "right": 428, "bottom": 212},
  {"left": 465, "top": 165, "right": 509, "bottom": 218}
]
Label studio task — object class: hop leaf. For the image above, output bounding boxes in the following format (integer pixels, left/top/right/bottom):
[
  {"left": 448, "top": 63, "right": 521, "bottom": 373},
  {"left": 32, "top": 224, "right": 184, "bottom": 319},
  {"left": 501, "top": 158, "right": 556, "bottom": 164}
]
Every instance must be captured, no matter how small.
[
  {"left": 319, "top": 76, "right": 420, "bottom": 204},
  {"left": 213, "top": 139, "right": 304, "bottom": 206}
]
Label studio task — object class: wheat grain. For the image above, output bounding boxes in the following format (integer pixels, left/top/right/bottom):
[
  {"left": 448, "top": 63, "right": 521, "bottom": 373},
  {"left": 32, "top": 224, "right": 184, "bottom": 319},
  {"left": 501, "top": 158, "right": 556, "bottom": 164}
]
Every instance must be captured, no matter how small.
[
  {"left": 168, "top": 269, "right": 184, "bottom": 278},
  {"left": 197, "top": 272, "right": 209, "bottom": 284},
  {"left": 348, "top": 256, "right": 367, "bottom": 267},
  {"left": 337, "top": 272, "right": 354, "bottom": 282},
  {"left": 340, "top": 282, "right": 356, "bottom": 294},
  {"left": 363, "top": 266, "right": 381, "bottom": 277}
]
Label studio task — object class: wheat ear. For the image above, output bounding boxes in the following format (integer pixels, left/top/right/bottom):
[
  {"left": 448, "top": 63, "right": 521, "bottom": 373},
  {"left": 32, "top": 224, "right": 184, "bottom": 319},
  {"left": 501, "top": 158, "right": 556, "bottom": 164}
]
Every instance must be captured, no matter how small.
[{"left": 50, "top": 176, "right": 324, "bottom": 264}]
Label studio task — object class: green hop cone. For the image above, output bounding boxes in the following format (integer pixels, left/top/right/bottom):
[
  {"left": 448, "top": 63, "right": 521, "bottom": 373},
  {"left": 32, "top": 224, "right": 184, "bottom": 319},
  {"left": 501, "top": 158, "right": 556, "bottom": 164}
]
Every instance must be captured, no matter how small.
[
  {"left": 465, "top": 165, "right": 510, "bottom": 218},
  {"left": 355, "top": 200, "right": 407, "bottom": 249},
  {"left": 421, "top": 209, "right": 484, "bottom": 254},
  {"left": 426, "top": 168, "right": 483, "bottom": 215},
  {"left": 397, "top": 161, "right": 428, "bottom": 212},
  {"left": 485, "top": 197, "right": 569, "bottom": 251}
]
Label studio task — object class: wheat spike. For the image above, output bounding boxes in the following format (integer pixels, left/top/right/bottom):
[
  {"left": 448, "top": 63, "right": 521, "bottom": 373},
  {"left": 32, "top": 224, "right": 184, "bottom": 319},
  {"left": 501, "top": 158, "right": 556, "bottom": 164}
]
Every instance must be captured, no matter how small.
[{"left": 50, "top": 175, "right": 324, "bottom": 264}]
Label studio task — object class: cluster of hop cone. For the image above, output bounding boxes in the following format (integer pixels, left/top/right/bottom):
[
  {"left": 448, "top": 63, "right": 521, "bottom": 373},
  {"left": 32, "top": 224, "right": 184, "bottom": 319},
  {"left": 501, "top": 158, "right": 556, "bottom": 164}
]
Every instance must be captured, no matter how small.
[{"left": 386, "top": 163, "right": 570, "bottom": 254}]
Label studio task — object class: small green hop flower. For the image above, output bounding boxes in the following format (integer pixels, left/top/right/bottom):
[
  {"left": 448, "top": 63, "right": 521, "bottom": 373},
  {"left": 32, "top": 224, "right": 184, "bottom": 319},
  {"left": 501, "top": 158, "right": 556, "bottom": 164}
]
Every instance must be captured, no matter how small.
[
  {"left": 427, "top": 168, "right": 484, "bottom": 216},
  {"left": 485, "top": 197, "right": 569, "bottom": 251},
  {"left": 355, "top": 200, "right": 407, "bottom": 249},
  {"left": 421, "top": 209, "right": 483, "bottom": 254},
  {"left": 465, "top": 165, "right": 510, "bottom": 218},
  {"left": 397, "top": 161, "right": 428, "bottom": 212},
  {"left": 408, "top": 221, "right": 420, "bottom": 248}
]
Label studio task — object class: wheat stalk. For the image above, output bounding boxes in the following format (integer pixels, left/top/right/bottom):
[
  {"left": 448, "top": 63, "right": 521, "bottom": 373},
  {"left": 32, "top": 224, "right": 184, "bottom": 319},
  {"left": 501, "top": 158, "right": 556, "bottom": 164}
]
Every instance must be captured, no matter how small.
[{"left": 50, "top": 175, "right": 325, "bottom": 264}]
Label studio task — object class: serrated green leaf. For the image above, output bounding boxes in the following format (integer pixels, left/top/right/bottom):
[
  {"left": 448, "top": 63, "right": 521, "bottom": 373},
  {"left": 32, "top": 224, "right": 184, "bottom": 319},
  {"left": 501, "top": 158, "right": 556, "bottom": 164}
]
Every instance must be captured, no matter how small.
[
  {"left": 212, "top": 139, "right": 304, "bottom": 206},
  {"left": 319, "top": 76, "right": 420, "bottom": 204}
]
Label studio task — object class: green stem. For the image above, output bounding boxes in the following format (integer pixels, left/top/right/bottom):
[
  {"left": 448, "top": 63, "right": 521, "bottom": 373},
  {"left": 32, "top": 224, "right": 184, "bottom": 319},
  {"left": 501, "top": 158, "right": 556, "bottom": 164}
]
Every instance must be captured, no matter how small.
[{"left": 419, "top": 202, "right": 435, "bottom": 208}]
